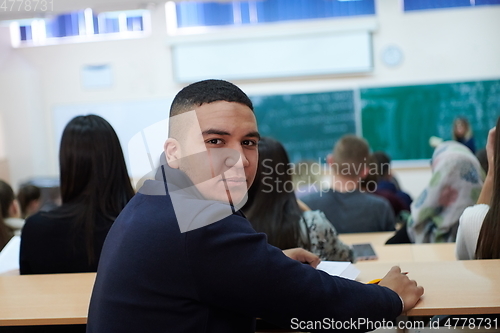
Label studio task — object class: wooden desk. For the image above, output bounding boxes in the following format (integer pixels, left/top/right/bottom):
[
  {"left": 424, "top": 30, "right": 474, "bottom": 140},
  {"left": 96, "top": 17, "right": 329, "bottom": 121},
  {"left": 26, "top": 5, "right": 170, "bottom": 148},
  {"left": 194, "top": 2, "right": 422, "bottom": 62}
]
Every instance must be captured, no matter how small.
[
  {"left": 368, "top": 243, "right": 456, "bottom": 263},
  {"left": 410, "top": 243, "right": 456, "bottom": 262},
  {"left": 0, "top": 273, "right": 95, "bottom": 326},
  {"left": 1, "top": 260, "right": 498, "bottom": 326},
  {"left": 355, "top": 260, "right": 500, "bottom": 316},
  {"left": 371, "top": 244, "right": 413, "bottom": 263},
  {"left": 339, "top": 231, "right": 394, "bottom": 246}
]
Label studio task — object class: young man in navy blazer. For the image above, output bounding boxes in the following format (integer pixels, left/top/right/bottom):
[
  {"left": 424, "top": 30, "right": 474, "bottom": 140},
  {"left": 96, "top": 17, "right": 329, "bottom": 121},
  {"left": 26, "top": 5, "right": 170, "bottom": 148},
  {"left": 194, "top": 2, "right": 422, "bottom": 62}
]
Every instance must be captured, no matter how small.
[{"left": 87, "top": 79, "right": 423, "bottom": 333}]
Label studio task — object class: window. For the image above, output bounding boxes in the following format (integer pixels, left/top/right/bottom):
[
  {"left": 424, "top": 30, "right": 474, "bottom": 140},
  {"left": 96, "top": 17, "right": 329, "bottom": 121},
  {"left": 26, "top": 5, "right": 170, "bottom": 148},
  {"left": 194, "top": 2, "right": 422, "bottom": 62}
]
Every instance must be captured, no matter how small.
[
  {"left": 10, "top": 9, "right": 150, "bottom": 47},
  {"left": 404, "top": 0, "right": 500, "bottom": 11},
  {"left": 168, "top": 0, "right": 375, "bottom": 34}
]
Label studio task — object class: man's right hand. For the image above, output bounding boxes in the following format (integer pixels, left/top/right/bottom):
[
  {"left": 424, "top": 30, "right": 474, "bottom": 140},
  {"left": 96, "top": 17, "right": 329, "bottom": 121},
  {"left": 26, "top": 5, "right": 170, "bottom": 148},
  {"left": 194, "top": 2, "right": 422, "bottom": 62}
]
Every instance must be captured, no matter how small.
[{"left": 378, "top": 266, "right": 424, "bottom": 313}]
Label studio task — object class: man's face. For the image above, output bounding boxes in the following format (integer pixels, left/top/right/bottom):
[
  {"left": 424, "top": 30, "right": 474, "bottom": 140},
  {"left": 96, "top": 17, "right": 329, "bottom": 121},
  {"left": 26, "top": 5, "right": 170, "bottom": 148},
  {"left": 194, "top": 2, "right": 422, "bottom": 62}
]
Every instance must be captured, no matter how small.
[{"left": 167, "top": 101, "right": 259, "bottom": 205}]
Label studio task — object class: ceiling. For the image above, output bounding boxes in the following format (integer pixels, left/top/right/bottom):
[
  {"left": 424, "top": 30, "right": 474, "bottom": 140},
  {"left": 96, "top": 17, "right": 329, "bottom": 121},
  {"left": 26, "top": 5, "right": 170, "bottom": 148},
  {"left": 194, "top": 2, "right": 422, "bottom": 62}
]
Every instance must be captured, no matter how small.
[
  {"left": 0, "top": 0, "right": 233, "bottom": 21},
  {"left": 0, "top": 0, "right": 161, "bottom": 21}
]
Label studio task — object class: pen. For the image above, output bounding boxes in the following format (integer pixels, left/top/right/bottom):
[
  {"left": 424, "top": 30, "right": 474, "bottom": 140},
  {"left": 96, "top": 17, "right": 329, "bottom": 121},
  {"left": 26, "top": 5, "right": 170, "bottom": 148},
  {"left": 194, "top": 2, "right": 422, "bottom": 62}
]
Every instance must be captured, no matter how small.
[{"left": 367, "top": 272, "right": 408, "bottom": 285}]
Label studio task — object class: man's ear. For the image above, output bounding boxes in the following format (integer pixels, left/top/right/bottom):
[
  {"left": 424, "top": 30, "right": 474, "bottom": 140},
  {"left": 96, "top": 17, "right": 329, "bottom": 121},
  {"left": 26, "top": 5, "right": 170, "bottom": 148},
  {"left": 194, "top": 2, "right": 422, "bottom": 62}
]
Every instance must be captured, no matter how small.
[
  {"left": 359, "top": 165, "right": 369, "bottom": 180},
  {"left": 164, "top": 138, "right": 181, "bottom": 169}
]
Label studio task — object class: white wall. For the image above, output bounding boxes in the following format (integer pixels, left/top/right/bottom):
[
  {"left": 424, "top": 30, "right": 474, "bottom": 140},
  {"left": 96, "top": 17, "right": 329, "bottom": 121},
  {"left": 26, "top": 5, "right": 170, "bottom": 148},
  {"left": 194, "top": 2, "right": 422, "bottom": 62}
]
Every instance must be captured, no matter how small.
[
  {"left": 392, "top": 166, "right": 431, "bottom": 200},
  {"left": 0, "top": 0, "right": 499, "bottom": 194},
  {"left": 0, "top": 7, "right": 180, "bottom": 188}
]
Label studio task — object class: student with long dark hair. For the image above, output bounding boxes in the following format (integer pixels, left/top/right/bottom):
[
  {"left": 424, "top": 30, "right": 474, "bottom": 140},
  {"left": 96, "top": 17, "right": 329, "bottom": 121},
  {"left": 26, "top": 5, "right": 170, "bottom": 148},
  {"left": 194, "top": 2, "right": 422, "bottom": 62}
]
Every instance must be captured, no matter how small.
[
  {"left": 0, "top": 180, "right": 22, "bottom": 237},
  {"left": 20, "top": 115, "right": 135, "bottom": 274},
  {"left": 243, "top": 137, "right": 353, "bottom": 262},
  {"left": 456, "top": 119, "right": 499, "bottom": 259}
]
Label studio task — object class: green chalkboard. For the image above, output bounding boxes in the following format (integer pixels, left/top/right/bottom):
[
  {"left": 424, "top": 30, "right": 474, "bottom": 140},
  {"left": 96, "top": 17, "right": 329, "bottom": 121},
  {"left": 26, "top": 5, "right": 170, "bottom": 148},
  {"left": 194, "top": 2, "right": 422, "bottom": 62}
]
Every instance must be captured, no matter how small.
[
  {"left": 251, "top": 91, "right": 355, "bottom": 163},
  {"left": 361, "top": 80, "right": 500, "bottom": 160}
]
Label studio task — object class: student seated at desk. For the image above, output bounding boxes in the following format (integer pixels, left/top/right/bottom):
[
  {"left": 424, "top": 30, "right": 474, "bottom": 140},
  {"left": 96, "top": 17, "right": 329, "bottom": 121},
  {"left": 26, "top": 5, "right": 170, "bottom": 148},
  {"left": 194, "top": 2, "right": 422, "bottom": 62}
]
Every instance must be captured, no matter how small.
[
  {"left": 388, "top": 141, "right": 483, "bottom": 244},
  {"left": 457, "top": 121, "right": 499, "bottom": 260},
  {"left": 17, "top": 184, "right": 41, "bottom": 219},
  {"left": 242, "top": 137, "right": 354, "bottom": 262},
  {"left": 360, "top": 154, "right": 409, "bottom": 221},
  {"left": 372, "top": 151, "right": 412, "bottom": 211},
  {"left": 20, "top": 115, "right": 135, "bottom": 274},
  {"left": 87, "top": 79, "right": 423, "bottom": 333},
  {"left": 406, "top": 141, "right": 483, "bottom": 244},
  {"left": 302, "top": 135, "right": 395, "bottom": 234},
  {"left": 0, "top": 180, "right": 24, "bottom": 237}
]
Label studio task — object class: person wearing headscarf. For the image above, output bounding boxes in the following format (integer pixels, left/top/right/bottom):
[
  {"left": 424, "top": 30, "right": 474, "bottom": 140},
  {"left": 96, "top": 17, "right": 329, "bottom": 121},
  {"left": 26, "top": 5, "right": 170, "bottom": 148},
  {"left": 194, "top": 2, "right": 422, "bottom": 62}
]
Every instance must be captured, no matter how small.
[{"left": 407, "top": 141, "right": 484, "bottom": 243}]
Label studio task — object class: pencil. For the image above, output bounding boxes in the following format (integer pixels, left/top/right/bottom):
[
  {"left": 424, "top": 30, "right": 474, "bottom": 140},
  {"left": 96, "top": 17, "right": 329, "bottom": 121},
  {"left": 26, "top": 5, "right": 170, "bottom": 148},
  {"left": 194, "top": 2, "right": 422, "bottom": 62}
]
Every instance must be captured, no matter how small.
[{"left": 367, "top": 272, "right": 408, "bottom": 284}]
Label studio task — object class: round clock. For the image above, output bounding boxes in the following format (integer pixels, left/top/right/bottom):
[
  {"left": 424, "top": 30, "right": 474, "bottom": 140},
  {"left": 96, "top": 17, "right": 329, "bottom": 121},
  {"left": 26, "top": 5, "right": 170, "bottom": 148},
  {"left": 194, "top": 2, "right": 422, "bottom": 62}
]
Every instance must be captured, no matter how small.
[{"left": 382, "top": 45, "right": 404, "bottom": 67}]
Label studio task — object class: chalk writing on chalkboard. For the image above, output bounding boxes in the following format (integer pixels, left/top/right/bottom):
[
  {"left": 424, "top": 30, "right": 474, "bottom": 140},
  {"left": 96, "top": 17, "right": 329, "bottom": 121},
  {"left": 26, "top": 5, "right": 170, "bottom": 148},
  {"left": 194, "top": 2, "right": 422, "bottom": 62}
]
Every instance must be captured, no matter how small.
[
  {"left": 251, "top": 91, "right": 356, "bottom": 163},
  {"left": 361, "top": 80, "right": 500, "bottom": 160}
]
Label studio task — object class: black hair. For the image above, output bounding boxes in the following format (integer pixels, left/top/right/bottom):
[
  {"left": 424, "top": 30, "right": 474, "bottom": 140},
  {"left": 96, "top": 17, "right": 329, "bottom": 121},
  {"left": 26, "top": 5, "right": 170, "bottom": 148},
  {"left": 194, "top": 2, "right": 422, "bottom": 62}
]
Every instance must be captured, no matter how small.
[
  {"left": 360, "top": 154, "right": 379, "bottom": 192},
  {"left": 0, "top": 180, "right": 15, "bottom": 218},
  {"left": 242, "top": 137, "right": 308, "bottom": 250},
  {"left": 0, "top": 180, "right": 14, "bottom": 251},
  {"left": 58, "top": 115, "right": 135, "bottom": 265},
  {"left": 0, "top": 219, "right": 11, "bottom": 251},
  {"left": 170, "top": 79, "right": 253, "bottom": 118},
  {"left": 372, "top": 151, "right": 392, "bottom": 177},
  {"left": 17, "top": 185, "right": 41, "bottom": 219}
]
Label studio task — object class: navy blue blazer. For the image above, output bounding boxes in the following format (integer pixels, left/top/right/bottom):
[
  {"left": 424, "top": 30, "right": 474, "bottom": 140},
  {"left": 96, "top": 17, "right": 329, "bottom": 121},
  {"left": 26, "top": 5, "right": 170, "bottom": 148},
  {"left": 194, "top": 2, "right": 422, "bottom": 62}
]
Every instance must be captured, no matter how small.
[{"left": 87, "top": 166, "right": 402, "bottom": 332}]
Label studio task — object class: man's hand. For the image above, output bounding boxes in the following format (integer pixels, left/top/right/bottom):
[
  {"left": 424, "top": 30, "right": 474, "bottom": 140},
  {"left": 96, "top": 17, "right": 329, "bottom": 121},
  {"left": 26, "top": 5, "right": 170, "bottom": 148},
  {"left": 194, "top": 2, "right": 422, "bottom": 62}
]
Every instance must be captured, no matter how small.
[
  {"left": 378, "top": 266, "right": 424, "bottom": 313},
  {"left": 283, "top": 248, "right": 320, "bottom": 268}
]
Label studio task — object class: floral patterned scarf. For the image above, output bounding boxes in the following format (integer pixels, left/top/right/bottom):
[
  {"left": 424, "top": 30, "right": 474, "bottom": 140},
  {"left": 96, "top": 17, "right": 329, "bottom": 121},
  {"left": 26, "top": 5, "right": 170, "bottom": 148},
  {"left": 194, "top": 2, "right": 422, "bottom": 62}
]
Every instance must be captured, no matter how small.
[{"left": 407, "top": 141, "right": 484, "bottom": 243}]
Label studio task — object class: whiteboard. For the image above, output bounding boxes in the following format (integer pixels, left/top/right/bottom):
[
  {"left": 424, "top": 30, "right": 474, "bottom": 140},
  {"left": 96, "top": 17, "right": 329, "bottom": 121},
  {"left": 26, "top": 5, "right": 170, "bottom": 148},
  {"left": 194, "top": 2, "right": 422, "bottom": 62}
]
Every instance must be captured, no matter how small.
[
  {"left": 172, "top": 30, "right": 373, "bottom": 82},
  {"left": 52, "top": 99, "right": 172, "bottom": 183}
]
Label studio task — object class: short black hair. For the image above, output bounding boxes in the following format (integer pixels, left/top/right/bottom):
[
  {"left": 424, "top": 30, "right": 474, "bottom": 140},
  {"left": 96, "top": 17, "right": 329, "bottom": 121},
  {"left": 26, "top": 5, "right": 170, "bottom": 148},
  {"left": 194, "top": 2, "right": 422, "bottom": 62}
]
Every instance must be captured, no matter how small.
[{"left": 170, "top": 79, "right": 253, "bottom": 118}]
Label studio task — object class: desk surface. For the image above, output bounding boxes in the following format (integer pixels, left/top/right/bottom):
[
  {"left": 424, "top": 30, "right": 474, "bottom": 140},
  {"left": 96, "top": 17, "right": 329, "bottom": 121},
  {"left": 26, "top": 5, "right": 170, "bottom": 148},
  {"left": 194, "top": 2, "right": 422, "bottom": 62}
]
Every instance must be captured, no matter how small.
[
  {"left": 339, "top": 231, "right": 394, "bottom": 246},
  {"left": 370, "top": 243, "right": 457, "bottom": 263},
  {"left": 1, "top": 260, "right": 499, "bottom": 325},
  {"left": 0, "top": 273, "right": 95, "bottom": 326},
  {"left": 355, "top": 259, "right": 500, "bottom": 316}
]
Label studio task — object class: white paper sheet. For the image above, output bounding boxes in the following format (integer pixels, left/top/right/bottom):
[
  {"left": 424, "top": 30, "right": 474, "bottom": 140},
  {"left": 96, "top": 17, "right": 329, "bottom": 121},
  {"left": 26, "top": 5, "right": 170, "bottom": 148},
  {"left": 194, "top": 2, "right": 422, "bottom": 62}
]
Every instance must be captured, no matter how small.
[{"left": 316, "top": 261, "right": 360, "bottom": 280}]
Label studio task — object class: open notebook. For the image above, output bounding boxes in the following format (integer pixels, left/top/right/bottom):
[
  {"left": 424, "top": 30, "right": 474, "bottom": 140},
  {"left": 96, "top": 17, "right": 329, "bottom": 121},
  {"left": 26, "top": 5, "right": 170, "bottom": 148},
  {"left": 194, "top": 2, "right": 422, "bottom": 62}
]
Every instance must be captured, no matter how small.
[
  {"left": 0, "top": 236, "right": 20, "bottom": 275},
  {"left": 316, "top": 261, "right": 360, "bottom": 280}
]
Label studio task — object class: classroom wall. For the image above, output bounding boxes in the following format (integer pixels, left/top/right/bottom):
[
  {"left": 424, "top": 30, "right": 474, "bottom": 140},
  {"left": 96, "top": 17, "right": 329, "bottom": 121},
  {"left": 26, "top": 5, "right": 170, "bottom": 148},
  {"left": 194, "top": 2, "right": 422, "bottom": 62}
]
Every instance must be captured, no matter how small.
[
  {"left": 0, "top": 0, "right": 498, "bottom": 194},
  {"left": 392, "top": 167, "right": 430, "bottom": 200}
]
